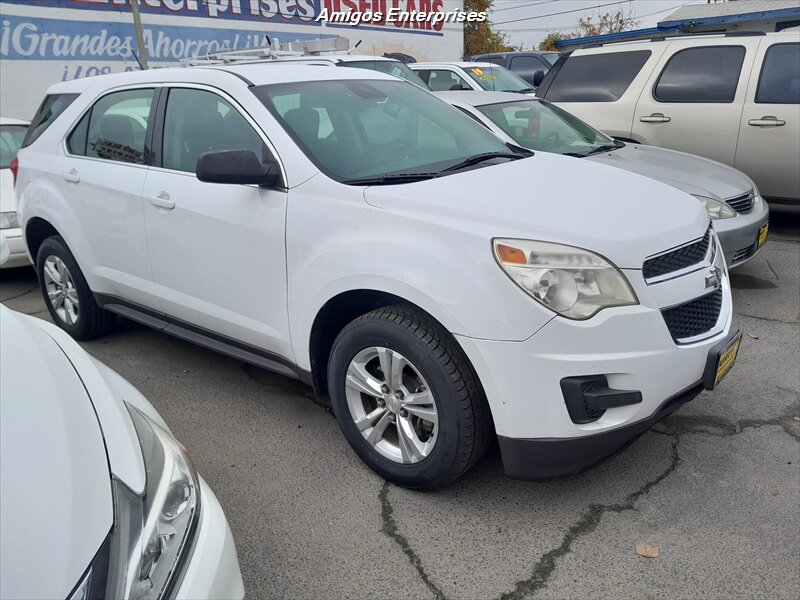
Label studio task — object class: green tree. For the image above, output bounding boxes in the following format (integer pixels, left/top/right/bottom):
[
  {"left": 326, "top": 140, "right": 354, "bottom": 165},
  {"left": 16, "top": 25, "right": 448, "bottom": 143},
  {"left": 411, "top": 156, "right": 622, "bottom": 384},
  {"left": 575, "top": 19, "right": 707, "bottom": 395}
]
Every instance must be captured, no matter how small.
[
  {"left": 538, "top": 32, "right": 575, "bottom": 51},
  {"left": 539, "top": 9, "right": 640, "bottom": 51},
  {"left": 464, "top": 0, "right": 518, "bottom": 58}
]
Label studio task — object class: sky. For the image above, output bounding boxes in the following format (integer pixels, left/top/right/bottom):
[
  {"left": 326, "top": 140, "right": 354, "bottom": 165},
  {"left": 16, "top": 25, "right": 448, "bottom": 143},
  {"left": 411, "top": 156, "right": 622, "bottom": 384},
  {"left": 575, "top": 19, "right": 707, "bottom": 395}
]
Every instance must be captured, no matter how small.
[{"left": 487, "top": 0, "right": 711, "bottom": 50}]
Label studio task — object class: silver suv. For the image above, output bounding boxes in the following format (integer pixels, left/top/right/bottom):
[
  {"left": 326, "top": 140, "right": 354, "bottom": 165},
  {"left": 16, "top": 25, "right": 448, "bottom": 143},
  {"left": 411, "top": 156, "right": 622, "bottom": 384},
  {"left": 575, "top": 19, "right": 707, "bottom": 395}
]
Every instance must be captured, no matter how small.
[{"left": 537, "top": 32, "right": 800, "bottom": 203}]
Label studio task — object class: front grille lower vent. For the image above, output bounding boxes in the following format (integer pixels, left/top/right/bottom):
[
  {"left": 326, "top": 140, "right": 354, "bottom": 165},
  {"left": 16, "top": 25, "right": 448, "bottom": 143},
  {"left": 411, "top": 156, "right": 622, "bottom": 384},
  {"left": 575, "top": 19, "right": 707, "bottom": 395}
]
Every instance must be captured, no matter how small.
[
  {"left": 726, "top": 192, "right": 754, "bottom": 214},
  {"left": 643, "top": 227, "right": 711, "bottom": 281},
  {"left": 661, "top": 289, "right": 723, "bottom": 342}
]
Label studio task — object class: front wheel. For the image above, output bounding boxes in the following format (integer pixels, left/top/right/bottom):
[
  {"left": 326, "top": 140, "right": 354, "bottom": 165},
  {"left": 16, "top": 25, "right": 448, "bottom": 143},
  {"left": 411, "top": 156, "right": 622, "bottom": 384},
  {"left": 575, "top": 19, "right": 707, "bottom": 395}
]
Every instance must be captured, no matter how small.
[
  {"left": 36, "top": 236, "right": 115, "bottom": 340},
  {"left": 328, "top": 306, "right": 491, "bottom": 490}
]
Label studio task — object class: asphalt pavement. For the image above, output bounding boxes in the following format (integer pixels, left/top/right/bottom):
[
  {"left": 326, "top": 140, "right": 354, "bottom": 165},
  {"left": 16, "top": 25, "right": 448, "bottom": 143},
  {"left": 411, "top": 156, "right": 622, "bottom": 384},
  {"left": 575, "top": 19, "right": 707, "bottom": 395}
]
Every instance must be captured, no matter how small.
[{"left": 2, "top": 206, "right": 798, "bottom": 600}]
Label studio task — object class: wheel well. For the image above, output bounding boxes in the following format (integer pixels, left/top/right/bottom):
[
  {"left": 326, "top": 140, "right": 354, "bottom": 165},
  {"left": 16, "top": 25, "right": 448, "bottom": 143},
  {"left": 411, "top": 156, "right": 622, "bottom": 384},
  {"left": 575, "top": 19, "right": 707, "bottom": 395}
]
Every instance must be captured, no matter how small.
[{"left": 25, "top": 218, "right": 61, "bottom": 263}]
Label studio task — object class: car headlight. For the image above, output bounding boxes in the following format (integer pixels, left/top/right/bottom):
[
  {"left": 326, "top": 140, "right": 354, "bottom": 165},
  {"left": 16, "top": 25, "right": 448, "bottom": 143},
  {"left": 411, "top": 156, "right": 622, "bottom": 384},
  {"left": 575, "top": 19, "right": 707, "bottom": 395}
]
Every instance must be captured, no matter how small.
[
  {"left": 104, "top": 405, "right": 200, "bottom": 599},
  {"left": 493, "top": 239, "right": 638, "bottom": 319},
  {"left": 0, "top": 212, "right": 19, "bottom": 229},
  {"left": 693, "top": 195, "right": 736, "bottom": 220}
]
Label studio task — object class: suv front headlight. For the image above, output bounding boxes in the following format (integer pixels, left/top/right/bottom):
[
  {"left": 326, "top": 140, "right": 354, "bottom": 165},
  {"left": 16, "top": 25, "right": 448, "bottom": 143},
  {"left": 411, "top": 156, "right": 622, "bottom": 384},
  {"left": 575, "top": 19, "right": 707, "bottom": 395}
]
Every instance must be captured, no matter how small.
[
  {"left": 493, "top": 239, "right": 638, "bottom": 320},
  {"left": 693, "top": 195, "right": 736, "bottom": 220},
  {"left": 105, "top": 405, "right": 200, "bottom": 599}
]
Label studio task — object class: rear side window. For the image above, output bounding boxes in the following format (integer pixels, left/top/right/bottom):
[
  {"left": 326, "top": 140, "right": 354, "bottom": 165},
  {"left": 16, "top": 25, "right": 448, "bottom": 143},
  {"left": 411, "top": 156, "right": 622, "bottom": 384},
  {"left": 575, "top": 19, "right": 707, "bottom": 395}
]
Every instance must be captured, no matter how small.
[
  {"left": 21, "top": 94, "right": 78, "bottom": 148},
  {"left": 0, "top": 124, "right": 28, "bottom": 169},
  {"left": 81, "top": 89, "right": 154, "bottom": 164},
  {"left": 509, "top": 56, "right": 547, "bottom": 85},
  {"left": 542, "top": 50, "right": 651, "bottom": 102},
  {"left": 655, "top": 46, "right": 745, "bottom": 103},
  {"left": 756, "top": 43, "right": 800, "bottom": 104}
]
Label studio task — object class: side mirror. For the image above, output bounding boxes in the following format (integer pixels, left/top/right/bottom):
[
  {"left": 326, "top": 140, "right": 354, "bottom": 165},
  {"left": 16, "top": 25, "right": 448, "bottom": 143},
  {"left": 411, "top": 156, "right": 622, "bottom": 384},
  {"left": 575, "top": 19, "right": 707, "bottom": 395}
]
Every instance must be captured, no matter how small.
[
  {"left": 532, "top": 70, "right": 546, "bottom": 87},
  {"left": 196, "top": 149, "right": 281, "bottom": 187}
]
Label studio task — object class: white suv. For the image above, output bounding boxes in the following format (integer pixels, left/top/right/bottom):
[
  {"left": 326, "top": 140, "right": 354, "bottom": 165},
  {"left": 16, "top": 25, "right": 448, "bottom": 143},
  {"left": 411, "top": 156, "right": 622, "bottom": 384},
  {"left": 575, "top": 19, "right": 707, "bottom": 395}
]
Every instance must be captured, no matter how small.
[
  {"left": 537, "top": 32, "right": 800, "bottom": 203},
  {"left": 16, "top": 65, "right": 740, "bottom": 489}
]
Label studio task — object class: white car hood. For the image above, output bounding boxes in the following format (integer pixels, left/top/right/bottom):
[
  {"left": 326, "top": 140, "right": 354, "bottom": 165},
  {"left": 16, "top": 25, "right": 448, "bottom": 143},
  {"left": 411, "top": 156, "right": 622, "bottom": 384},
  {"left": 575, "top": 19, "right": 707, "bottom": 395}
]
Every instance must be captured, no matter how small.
[
  {"left": 365, "top": 151, "right": 708, "bottom": 268},
  {"left": 586, "top": 143, "right": 752, "bottom": 201},
  {"left": 0, "top": 306, "right": 113, "bottom": 600}
]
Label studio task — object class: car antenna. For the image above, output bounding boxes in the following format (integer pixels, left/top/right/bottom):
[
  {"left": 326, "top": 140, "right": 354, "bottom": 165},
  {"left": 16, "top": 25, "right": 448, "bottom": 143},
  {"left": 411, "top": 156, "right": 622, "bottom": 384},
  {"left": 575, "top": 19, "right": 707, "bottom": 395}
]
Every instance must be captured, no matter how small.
[{"left": 130, "top": 48, "right": 144, "bottom": 71}]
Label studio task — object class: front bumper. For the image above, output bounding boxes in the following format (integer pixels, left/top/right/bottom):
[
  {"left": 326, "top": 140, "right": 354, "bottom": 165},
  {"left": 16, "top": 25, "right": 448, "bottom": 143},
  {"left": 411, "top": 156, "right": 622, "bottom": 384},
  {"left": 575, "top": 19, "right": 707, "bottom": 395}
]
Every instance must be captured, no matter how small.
[
  {"left": 0, "top": 227, "right": 31, "bottom": 268},
  {"left": 176, "top": 478, "right": 245, "bottom": 600},
  {"left": 715, "top": 196, "right": 769, "bottom": 268},
  {"left": 456, "top": 234, "right": 734, "bottom": 479}
]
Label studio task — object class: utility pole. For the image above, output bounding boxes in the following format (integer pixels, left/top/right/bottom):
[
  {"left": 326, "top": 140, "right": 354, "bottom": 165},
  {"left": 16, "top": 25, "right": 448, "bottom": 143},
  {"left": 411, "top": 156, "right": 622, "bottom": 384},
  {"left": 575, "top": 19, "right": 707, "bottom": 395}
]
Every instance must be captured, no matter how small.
[{"left": 130, "top": 0, "right": 149, "bottom": 69}]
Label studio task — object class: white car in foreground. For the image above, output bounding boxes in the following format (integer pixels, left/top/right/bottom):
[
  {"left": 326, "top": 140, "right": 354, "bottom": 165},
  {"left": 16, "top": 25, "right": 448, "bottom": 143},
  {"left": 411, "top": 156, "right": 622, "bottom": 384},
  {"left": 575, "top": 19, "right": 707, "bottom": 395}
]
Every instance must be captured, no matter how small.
[
  {"left": 1, "top": 117, "right": 30, "bottom": 267},
  {"left": 0, "top": 239, "right": 244, "bottom": 600},
  {"left": 16, "top": 65, "right": 740, "bottom": 489}
]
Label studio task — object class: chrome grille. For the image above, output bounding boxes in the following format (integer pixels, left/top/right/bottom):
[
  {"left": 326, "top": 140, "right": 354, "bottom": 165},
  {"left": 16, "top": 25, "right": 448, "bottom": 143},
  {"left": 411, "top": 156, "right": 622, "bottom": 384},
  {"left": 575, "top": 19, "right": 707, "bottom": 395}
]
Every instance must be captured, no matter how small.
[
  {"left": 643, "top": 227, "right": 712, "bottom": 281},
  {"left": 661, "top": 289, "right": 723, "bottom": 342},
  {"left": 725, "top": 191, "right": 754, "bottom": 214}
]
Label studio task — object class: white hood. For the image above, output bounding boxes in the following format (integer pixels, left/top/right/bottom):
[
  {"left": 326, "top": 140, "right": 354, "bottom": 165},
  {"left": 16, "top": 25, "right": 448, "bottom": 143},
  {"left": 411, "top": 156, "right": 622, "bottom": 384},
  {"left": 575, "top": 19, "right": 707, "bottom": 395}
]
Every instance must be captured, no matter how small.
[
  {"left": 0, "top": 306, "right": 113, "bottom": 599},
  {"left": 365, "top": 151, "right": 709, "bottom": 269}
]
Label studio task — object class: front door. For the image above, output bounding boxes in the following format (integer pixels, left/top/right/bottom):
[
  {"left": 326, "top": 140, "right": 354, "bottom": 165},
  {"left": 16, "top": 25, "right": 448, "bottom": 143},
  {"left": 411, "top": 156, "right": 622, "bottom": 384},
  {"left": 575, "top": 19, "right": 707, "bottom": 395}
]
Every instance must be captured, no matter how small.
[
  {"left": 142, "top": 86, "right": 291, "bottom": 359},
  {"left": 735, "top": 40, "right": 800, "bottom": 201}
]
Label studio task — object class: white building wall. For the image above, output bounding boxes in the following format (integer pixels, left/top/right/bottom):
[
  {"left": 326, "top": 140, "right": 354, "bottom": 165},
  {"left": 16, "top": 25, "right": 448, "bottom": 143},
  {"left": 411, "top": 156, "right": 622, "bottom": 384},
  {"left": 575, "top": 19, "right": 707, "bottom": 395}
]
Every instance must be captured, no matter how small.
[{"left": 0, "top": 0, "right": 465, "bottom": 119}]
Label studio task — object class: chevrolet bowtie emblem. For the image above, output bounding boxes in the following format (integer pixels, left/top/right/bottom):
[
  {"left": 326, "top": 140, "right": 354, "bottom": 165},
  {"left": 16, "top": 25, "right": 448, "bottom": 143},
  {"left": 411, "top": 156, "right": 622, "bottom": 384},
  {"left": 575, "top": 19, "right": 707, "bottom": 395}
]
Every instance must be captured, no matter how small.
[{"left": 705, "top": 266, "right": 721, "bottom": 290}]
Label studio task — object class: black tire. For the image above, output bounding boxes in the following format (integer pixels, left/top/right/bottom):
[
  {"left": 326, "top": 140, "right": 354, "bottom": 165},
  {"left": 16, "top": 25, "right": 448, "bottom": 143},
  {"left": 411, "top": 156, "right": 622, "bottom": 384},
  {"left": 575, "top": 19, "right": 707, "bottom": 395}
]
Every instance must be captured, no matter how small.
[
  {"left": 328, "top": 306, "right": 492, "bottom": 490},
  {"left": 36, "top": 236, "right": 115, "bottom": 340}
]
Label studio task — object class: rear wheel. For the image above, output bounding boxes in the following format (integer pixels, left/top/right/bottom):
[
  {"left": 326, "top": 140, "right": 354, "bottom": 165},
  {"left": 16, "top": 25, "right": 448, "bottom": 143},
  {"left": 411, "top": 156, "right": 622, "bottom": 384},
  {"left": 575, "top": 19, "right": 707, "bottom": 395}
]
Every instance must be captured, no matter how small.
[
  {"left": 36, "top": 236, "right": 115, "bottom": 340},
  {"left": 328, "top": 306, "right": 491, "bottom": 490}
]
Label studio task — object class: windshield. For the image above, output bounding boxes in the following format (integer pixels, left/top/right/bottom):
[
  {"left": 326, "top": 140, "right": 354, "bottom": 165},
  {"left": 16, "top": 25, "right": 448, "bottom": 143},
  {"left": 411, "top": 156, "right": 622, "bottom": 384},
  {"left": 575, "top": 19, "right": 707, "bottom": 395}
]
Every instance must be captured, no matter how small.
[
  {"left": 464, "top": 65, "right": 534, "bottom": 92},
  {"left": 476, "top": 99, "right": 615, "bottom": 155},
  {"left": 253, "top": 79, "right": 512, "bottom": 182},
  {"left": 542, "top": 53, "right": 560, "bottom": 66},
  {"left": 0, "top": 124, "right": 27, "bottom": 169},
  {"left": 344, "top": 60, "right": 430, "bottom": 90}
]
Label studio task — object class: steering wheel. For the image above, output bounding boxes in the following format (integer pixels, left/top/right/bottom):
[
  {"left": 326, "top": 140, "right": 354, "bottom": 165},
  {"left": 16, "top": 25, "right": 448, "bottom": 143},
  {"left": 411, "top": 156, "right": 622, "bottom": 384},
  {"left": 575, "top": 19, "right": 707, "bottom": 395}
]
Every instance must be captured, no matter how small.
[{"left": 540, "top": 131, "right": 561, "bottom": 150}]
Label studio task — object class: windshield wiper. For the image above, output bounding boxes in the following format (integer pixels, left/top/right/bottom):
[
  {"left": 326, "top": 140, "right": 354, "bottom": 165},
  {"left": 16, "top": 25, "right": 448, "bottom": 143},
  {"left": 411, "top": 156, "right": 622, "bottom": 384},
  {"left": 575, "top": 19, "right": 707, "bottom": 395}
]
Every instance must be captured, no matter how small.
[
  {"left": 342, "top": 172, "right": 439, "bottom": 186},
  {"left": 440, "top": 152, "right": 525, "bottom": 174},
  {"left": 582, "top": 140, "right": 625, "bottom": 156},
  {"left": 507, "top": 88, "right": 537, "bottom": 94}
]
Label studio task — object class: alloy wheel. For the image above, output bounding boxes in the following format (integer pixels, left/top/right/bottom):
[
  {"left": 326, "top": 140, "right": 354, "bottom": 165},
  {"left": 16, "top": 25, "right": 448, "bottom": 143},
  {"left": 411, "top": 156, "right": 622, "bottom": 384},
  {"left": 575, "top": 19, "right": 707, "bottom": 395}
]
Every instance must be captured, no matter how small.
[{"left": 43, "top": 255, "right": 80, "bottom": 326}]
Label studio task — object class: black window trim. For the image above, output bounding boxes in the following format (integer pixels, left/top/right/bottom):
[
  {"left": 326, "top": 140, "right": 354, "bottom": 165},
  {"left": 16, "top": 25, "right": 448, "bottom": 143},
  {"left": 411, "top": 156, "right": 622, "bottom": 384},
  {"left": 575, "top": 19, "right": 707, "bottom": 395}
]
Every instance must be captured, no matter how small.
[
  {"left": 63, "top": 85, "right": 158, "bottom": 168},
  {"left": 21, "top": 93, "right": 80, "bottom": 149},
  {"left": 755, "top": 42, "right": 800, "bottom": 105},
  {"left": 653, "top": 44, "right": 747, "bottom": 104},
  {"left": 150, "top": 83, "right": 287, "bottom": 188}
]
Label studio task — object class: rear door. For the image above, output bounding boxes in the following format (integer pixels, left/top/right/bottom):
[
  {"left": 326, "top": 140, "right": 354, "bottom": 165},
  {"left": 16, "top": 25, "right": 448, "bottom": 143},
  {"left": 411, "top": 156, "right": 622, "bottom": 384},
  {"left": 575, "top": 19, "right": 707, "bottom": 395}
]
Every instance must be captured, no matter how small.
[
  {"left": 632, "top": 39, "right": 758, "bottom": 165},
  {"left": 735, "top": 40, "right": 800, "bottom": 201},
  {"left": 141, "top": 85, "right": 292, "bottom": 358}
]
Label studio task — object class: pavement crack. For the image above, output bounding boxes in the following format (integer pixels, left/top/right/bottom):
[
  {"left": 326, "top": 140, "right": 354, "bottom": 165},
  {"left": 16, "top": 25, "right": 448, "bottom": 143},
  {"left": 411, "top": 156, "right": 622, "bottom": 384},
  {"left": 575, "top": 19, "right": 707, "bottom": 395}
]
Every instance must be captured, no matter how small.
[
  {"left": 765, "top": 258, "right": 779, "bottom": 281},
  {"left": 0, "top": 285, "right": 38, "bottom": 302},
  {"left": 738, "top": 313, "right": 798, "bottom": 324},
  {"left": 379, "top": 482, "right": 446, "bottom": 600},
  {"left": 654, "top": 411, "right": 800, "bottom": 441},
  {"left": 496, "top": 432, "right": 681, "bottom": 600}
]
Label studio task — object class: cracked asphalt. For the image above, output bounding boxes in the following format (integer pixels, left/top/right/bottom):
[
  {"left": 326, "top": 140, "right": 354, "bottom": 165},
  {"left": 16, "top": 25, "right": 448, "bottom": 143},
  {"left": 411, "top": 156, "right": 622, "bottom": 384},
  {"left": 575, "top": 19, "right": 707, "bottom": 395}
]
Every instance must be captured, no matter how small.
[{"left": 2, "top": 206, "right": 798, "bottom": 600}]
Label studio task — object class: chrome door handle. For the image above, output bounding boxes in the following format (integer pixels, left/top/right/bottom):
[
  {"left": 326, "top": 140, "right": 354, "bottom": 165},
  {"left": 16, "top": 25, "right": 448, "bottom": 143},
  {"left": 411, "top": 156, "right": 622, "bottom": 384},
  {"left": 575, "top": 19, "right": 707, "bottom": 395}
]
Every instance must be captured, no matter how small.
[
  {"left": 748, "top": 116, "right": 785, "bottom": 127},
  {"left": 640, "top": 113, "right": 671, "bottom": 123},
  {"left": 147, "top": 192, "right": 175, "bottom": 210},
  {"left": 62, "top": 169, "right": 80, "bottom": 183}
]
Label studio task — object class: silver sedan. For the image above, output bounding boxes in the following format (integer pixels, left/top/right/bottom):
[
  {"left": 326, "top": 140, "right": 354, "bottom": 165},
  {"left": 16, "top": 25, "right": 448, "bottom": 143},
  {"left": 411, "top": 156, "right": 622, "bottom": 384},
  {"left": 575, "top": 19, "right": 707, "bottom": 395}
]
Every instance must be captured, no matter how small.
[{"left": 437, "top": 90, "right": 770, "bottom": 268}]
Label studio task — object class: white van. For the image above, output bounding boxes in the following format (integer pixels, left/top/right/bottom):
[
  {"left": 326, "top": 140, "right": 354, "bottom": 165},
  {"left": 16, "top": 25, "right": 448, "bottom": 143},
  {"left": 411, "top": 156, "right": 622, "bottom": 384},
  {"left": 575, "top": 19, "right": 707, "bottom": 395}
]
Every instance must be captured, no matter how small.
[{"left": 537, "top": 32, "right": 800, "bottom": 203}]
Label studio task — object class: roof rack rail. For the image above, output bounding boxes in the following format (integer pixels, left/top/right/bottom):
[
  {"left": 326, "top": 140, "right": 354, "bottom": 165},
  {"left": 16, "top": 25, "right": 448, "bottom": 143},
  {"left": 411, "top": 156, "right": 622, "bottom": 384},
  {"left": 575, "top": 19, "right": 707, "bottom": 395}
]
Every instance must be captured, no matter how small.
[
  {"left": 183, "top": 36, "right": 352, "bottom": 66},
  {"left": 586, "top": 29, "right": 768, "bottom": 48}
]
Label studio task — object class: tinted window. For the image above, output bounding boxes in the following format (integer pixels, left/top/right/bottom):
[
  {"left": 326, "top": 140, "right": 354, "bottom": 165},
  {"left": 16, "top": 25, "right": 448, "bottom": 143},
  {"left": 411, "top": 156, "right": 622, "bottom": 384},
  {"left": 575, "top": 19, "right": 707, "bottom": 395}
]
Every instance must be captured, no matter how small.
[
  {"left": 481, "top": 57, "right": 505, "bottom": 66},
  {"left": 21, "top": 94, "right": 78, "bottom": 148},
  {"left": 67, "top": 112, "right": 90, "bottom": 155},
  {"left": 509, "top": 56, "right": 547, "bottom": 85},
  {"left": 0, "top": 124, "right": 27, "bottom": 169},
  {"left": 343, "top": 61, "right": 429, "bottom": 89},
  {"left": 427, "top": 69, "right": 471, "bottom": 91},
  {"left": 162, "top": 88, "right": 267, "bottom": 173},
  {"left": 542, "top": 53, "right": 560, "bottom": 66},
  {"left": 253, "top": 79, "right": 509, "bottom": 182},
  {"left": 756, "top": 43, "right": 800, "bottom": 104},
  {"left": 655, "top": 46, "right": 745, "bottom": 103},
  {"left": 543, "top": 50, "right": 651, "bottom": 102},
  {"left": 85, "top": 89, "right": 153, "bottom": 164}
]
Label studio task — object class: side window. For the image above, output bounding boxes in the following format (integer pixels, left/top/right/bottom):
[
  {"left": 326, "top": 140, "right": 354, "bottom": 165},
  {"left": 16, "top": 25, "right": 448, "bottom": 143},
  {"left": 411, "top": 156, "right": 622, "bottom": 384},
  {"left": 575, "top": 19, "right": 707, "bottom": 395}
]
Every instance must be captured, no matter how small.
[
  {"left": 655, "top": 46, "right": 745, "bottom": 103},
  {"left": 756, "top": 43, "right": 800, "bottom": 104},
  {"left": 482, "top": 57, "right": 504, "bottom": 66},
  {"left": 509, "top": 56, "right": 545, "bottom": 85},
  {"left": 21, "top": 94, "right": 78, "bottom": 148},
  {"left": 427, "top": 70, "right": 471, "bottom": 91},
  {"left": 67, "top": 112, "right": 90, "bottom": 156},
  {"left": 162, "top": 88, "right": 267, "bottom": 174},
  {"left": 543, "top": 50, "right": 651, "bottom": 102},
  {"left": 84, "top": 89, "right": 154, "bottom": 164},
  {"left": 414, "top": 69, "right": 432, "bottom": 85}
]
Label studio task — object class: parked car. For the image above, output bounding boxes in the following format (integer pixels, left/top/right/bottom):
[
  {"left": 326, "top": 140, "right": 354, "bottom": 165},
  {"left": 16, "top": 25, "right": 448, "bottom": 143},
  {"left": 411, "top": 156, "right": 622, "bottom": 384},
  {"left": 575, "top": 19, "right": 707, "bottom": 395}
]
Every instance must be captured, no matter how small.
[
  {"left": 409, "top": 62, "right": 535, "bottom": 94},
  {"left": 1, "top": 117, "right": 29, "bottom": 267},
  {"left": 0, "top": 236, "right": 244, "bottom": 599},
  {"left": 16, "top": 65, "right": 740, "bottom": 489},
  {"left": 469, "top": 51, "right": 559, "bottom": 86},
  {"left": 536, "top": 32, "right": 800, "bottom": 203},
  {"left": 437, "top": 90, "right": 769, "bottom": 268}
]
